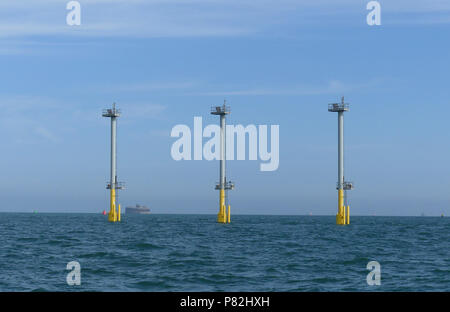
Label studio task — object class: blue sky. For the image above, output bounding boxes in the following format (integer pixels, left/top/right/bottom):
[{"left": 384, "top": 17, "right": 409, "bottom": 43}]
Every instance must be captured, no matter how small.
[{"left": 1, "top": 0, "right": 450, "bottom": 216}]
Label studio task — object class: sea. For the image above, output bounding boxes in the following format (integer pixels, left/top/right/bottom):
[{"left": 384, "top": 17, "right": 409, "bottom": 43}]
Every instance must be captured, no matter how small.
[{"left": 0, "top": 213, "right": 448, "bottom": 291}]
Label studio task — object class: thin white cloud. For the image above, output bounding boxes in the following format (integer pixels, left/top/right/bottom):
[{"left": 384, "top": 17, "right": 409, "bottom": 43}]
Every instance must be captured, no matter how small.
[
  {"left": 0, "top": 95, "right": 68, "bottom": 144},
  {"left": 148, "top": 129, "right": 170, "bottom": 137},
  {"left": 35, "top": 126, "right": 61, "bottom": 143},
  {"left": 190, "top": 80, "right": 375, "bottom": 96},
  {"left": 0, "top": 0, "right": 449, "bottom": 44},
  {"left": 104, "top": 81, "right": 199, "bottom": 93},
  {"left": 0, "top": 95, "right": 60, "bottom": 111},
  {"left": 125, "top": 103, "right": 167, "bottom": 118}
]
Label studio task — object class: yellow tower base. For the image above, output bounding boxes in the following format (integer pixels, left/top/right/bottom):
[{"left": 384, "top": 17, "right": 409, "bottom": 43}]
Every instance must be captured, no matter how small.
[
  {"left": 217, "top": 206, "right": 227, "bottom": 223},
  {"left": 217, "top": 189, "right": 230, "bottom": 223},
  {"left": 108, "top": 206, "right": 117, "bottom": 222},
  {"left": 108, "top": 188, "right": 120, "bottom": 222},
  {"left": 336, "top": 189, "right": 350, "bottom": 225}
]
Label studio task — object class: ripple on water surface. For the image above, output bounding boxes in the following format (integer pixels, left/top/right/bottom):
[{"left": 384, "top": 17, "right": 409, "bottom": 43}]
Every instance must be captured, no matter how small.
[{"left": 0, "top": 213, "right": 449, "bottom": 291}]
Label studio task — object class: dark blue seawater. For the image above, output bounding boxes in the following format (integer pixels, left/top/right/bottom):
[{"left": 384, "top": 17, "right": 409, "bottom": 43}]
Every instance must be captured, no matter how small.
[{"left": 0, "top": 213, "right": 448, "bottom": 291}]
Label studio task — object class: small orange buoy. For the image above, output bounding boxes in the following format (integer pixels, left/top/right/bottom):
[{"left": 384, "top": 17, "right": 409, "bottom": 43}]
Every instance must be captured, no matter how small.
[{"left": 102, "top": 210, "right": 106, "bottom": 215}]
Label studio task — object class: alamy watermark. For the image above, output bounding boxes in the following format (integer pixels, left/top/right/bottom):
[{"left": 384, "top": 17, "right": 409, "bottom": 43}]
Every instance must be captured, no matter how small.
[
  {"left": 66, "top": 1, "right": 380, "bottom": 27},
  {"left": 66, "top": 261, "right": 81, "bottom": 286},
  {"left": 367, "top": 1, "right": 381, "bottom": 26},
  {"left": 66, "top": 1, "right": 81, "bottom": 26},
  {"left": 170, "top": 117, "right": 279, "bottom": 172},
  {"left": 366, "top": 261, "right": 381, "bottom": 286}
]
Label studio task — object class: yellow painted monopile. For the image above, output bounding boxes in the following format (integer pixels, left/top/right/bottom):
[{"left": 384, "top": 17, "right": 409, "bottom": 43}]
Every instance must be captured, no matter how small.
[
  {"left": 108, "top": 206, "right": 117, "bottom": 222},
  {"left": 336, "top": 190, "right": 350, "bottom": 225},
  {"left": 336, "top": 189, "right": 347, "bottom": 225},
  {"left": 108, "top": 189, "right": 118, "bottom": 222},
  {"left": 217, "top": 189, "right": 227, "bottom": 223}
]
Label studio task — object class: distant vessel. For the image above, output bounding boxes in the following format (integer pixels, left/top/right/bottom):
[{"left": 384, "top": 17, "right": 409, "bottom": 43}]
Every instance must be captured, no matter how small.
[{"left": 126, "top": 204, "right": 150, "bottom": 214}]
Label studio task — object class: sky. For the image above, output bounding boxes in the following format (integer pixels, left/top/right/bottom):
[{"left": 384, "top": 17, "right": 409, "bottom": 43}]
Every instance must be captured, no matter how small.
[{"left": 1, "top": 0, "right": 450, "bottom": 216}]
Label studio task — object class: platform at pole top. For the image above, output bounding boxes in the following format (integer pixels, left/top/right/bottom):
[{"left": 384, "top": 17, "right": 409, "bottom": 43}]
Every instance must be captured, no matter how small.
[
  {"left": 215, "top": 181, "right": 235, "bottom": 190},
  {"left": 328, "top": 96, "right": 349, "bottom": 112},
  {"left": 106, "top": 181, "right": 125, "bottom": 190},
  {"left": 102, "top": 103, "right": 121, "bottom": 117},
  {"left": 211, "top": 103, "right": 231, "bottom": 115}
]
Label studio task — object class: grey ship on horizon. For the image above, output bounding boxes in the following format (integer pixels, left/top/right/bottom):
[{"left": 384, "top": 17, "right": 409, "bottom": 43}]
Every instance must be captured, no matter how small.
[{"left": 126, "top": 204, "right": 150, "bottom": 214}]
